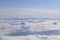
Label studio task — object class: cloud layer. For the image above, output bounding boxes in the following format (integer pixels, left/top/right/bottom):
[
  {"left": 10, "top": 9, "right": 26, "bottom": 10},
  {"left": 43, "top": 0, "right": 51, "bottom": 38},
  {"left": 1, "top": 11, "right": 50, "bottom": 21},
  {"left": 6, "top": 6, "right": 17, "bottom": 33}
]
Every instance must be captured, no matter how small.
[
  {"left": 0, "top": 20, "right": 60, "bottom": 40},
  {"left": 0, "top": 8, "right": 60, "bottom": 18},
  {"left": 1, "top": 35, "right": 60, "bottom": 40},
  {"left": 0, "top": 8, "right": 60, "bottom": 40}
]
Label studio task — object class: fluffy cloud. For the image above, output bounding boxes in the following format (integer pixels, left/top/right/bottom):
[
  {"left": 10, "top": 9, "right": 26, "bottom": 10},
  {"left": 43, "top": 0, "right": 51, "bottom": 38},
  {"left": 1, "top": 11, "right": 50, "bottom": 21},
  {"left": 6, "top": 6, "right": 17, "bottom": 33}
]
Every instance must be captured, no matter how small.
[
  {"left": 1, "top": 35, "right": 60, "bottom": 40},
  {"left": 0, "top": 22, "right": 21, "bottom": 36},
  {"left": 0, "top": 20, "right": 60, "bottom": 40},
  {"left": 0, "top": 20, "right": 60, "bottom": 36},
  {"left": 0, "top": 8, "right": 60, "bottom": 40}
]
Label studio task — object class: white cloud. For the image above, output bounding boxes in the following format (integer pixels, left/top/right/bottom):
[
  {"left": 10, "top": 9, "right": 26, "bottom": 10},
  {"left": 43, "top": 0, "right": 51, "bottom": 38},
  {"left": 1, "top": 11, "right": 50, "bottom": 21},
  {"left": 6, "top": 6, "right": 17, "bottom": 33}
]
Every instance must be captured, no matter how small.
[
  {"left": 0, "top": 8, "right": 60, "bottom": 18},
  {"left": 0, "top": 22, "right": 21, "bottom": 36},
  {"left": 0, "top": 18, "right": 60, "bottom": 40},
  {"left": 0, "top": 20, "right": 60, "bottom": 36},
  {"left": 1, "top": 35, "right": 60, "bottom": 40}
]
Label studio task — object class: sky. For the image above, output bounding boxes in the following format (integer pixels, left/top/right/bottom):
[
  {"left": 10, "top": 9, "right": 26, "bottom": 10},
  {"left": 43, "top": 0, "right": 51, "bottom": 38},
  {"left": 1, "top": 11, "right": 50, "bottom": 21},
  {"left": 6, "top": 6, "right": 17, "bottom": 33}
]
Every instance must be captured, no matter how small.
[
  {"left": 0, "top": 0, "right": 60, "bottom": 9},
  {"left": 0, "top": 0, "right": 60, "bottom": 19}
]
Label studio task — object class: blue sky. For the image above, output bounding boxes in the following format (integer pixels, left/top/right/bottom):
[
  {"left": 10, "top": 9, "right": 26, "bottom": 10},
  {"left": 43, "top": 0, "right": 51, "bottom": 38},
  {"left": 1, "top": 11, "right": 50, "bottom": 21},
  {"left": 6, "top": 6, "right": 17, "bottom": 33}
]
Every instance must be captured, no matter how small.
[
  {"left": 0, "top": 0, "right": 60, "bottom": 9},
  {"left": 0, "top": 0, "right": 60, "bottom": 18}
]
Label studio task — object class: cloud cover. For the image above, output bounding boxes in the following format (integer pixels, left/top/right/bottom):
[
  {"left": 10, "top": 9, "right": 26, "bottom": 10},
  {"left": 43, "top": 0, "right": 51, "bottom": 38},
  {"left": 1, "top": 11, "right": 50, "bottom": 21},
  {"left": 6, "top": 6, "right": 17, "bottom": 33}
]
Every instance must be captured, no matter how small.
[
  {"left": 0, "top": 8, "right": 60, "bottom": 40},
  {"left": 0, "top": 8, "right": 60, "bottom": 19},
  {"left": 0, "top": 19, "right": 60, "bottom": 40}
]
